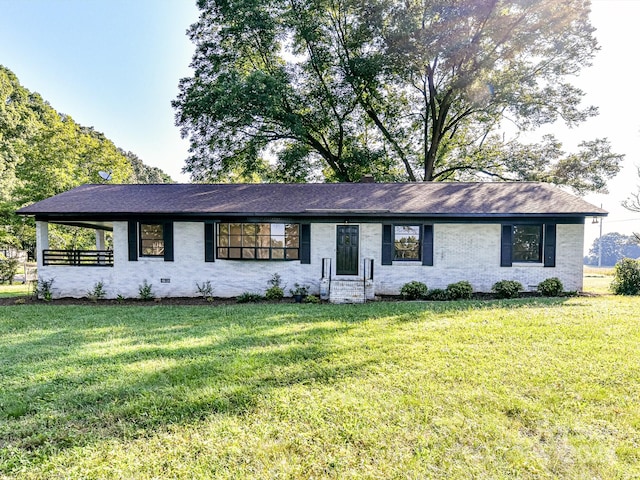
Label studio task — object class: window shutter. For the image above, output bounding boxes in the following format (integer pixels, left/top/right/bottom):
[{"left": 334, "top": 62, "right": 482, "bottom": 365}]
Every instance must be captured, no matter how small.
[
  {"left": 163, "top": 222, "right": 174, "bottom": 262},
  {"left": 300, "top": 224, "right": 311, "bottom": 264},
  {"left": 128, "top": 221, "right": 138, "bottom": 261},
  {"left": 382, "top": 224, "right": 393, "bottom": 265},
  {"left": 422, "top": 224, "right": 434, "bottom": 266},
  {"left": 544, "top": 223, "right": 556, "bottom": 267},
  {"left": 204, "top": 222, "right": 215, "bottom": 262},
  {"left": 500, "top": 224, "right": 513, "bottom": 267}
]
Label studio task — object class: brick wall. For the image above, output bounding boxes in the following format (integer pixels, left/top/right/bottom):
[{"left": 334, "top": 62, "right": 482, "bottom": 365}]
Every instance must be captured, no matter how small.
[{"left": 37, "top": 221, "right": 584, "bottom": 299}]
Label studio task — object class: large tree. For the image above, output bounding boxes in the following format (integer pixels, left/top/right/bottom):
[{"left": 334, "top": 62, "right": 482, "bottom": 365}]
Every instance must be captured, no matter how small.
[
  {"left": 584, "top": 232, "right": 640, "bottom": 267},
  {"left": 174, "top": 0, "right": 622, "bottom": 189}
]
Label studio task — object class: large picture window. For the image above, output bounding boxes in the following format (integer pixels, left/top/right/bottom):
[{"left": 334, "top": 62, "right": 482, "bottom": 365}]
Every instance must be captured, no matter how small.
[
  {"left": 139, "top": 223, "right": 164, "bottom": 257},
  {"left": 394, "top": 225, "right": 421, "bottom": 260},
  {"left": 512, "top": 225, "right": 543, "bottom": 262},
  {"left": 217, "top": 223, "right": 300, "bottom": 260}
]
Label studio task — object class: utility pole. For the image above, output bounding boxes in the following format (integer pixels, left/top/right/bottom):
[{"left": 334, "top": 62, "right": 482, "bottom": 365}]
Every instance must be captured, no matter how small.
[{"left": 598, "top": 204, "right": 603, "bottom": 268}]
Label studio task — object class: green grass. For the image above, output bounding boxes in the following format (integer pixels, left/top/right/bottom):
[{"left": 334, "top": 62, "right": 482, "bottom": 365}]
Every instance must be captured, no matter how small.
[
  {"left": 1, "top": 298, "right": 639, "bottom": 479},
  {"left": 0, "top": 283, "right": 32, "bottom": 298},
  {"left": 583, "top": 266, "right": 614, "bottom": 295}
]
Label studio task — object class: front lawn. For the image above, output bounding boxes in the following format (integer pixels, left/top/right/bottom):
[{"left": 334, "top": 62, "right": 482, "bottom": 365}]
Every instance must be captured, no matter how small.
[{"left": 1, "top": 298, "right": 639, "bottom": 479}]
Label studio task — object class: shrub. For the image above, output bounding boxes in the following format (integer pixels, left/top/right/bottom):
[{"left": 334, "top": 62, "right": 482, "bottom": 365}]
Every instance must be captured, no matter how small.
[
  {"left": 87, "top": 281, "right": 107, "bottom": 301},
  {"left": 611, "top": 258, "right": 640, "bottom": 295},
  {"left": 196, "top": 280, "right": 214, "bottom": 301},
  {"left": 138, "top": 280, "right": 154, "bottom": 301},
  {"left": 304, "top": 294, "right": 320, "bottom": 304},
  {"left": 265, "top": 273, "right": 285, "bottom": 300},
  {"left": 0, "top": 255, "right": 20, "bottom": 284},
  {"left": 425, "top": 288, "right": 450, "bottom": 301},
  {"left": 34, "top": 278, "right": 54, "bottom": 302},
  {"left": 537, "top": 277, "right": 564, "bottom": 297},
  {"left": 446, "top": 281, "right": 473, "bottom": 300},
  {"left": 289, "top": 283, "right": 310, "bottom": 297},
  {"left": 265, "top": 286, "right": 284, "bottom": 301},
  {"left": 399, "top": 281, "right": 428, "bottom": 300},
  {"left": 492, "top": 280, "right": 523, "bottom": 299},
  {"left": 237, "top": 292, "right": 263, "bottom": 303}
]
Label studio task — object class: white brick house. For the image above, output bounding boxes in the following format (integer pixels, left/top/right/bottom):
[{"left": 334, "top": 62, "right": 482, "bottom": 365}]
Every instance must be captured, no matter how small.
[{"left": 17, "top": 182, "right": 605, "bottom": 302}]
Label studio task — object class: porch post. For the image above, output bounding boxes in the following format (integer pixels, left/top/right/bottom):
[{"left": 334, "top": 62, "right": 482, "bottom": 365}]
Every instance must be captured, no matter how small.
[
  {"left": 36, "top": 221, "right": 49, "bottom": 268},
  {"left": 95, "top": 229, "right": 105, "bottom": 250}
]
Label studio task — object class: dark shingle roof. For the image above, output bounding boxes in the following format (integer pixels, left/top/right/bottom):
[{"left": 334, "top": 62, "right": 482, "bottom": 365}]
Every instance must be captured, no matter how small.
[{"left": 17, "top": 182, "right": 607, "bottom": 218}]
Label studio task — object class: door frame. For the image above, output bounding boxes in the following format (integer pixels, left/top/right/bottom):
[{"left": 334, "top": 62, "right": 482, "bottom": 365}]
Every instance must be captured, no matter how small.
[{"left": 335, "top": 224, "right": 359, "bottom": 276}]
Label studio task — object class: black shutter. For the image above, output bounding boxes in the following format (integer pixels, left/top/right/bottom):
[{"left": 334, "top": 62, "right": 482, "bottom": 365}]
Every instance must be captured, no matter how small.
[
  {"left": 544, "top": 223, "right": 556, "bottom": 267},
  {"left": 501, "top": 224, "right": 513, "bottom": 267},
  {"left": 163, "top": 222, "right": 174, "bottom": 262},
  {"left": 422, "top": 224, "right": 434, "bottom": 266},
  {"left": 382, "top": 224, "right": 393, "bottom": 265},
  {"left": 128, "top": 221, "right": 138, "bottom": 261},
  {"left": 205, "top": 222, "right": 215, "bottom": 262},
  {"left": 300, "top": 224, "right": 311, "bottom": 264}
]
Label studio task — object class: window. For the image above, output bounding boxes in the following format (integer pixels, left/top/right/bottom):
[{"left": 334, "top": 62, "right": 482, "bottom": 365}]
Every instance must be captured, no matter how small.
[
  {"left": 139, "top": 223, "right": 164, "bottom": 257},
  {"left": 501, "top": 223, "right": 555, "bottom": 267},
  {"left": 394, "top": 225, "right": 421, "bottom": 260},
  {"left": 512, "top": 225, "right": 542, "bottom": 262},
  {"left": 217, "top": 223, "right": 300, "bottom": 260}
]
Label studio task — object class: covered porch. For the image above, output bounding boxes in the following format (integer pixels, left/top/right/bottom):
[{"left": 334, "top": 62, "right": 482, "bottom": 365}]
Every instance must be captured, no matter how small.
[{"left": 36, "top": 221, "right": 114, "bottom": 268}]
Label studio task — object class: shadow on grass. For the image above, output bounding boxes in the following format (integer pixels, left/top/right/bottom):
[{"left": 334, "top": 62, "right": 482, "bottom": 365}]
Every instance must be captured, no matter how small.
[
  {"left": 0, "top": 305, "right": 379, "bottom": 468},
  {"left": 0, "top": 298, "right": 575, "bottom": 470}
]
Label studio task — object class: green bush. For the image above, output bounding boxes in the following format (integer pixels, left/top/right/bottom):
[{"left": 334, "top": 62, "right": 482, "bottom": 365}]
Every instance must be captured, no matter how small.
[
  {"left": 425, "top": 288, "right": 450, "bottom": 301},
  {"left": 87, "top": 281, "right": 107, "bottom": 301},
  {"left": 446, "top": 281, "right": 473, "bottom": 300},
  {"left": 611, "top": 258, "right": 640, "bottom": 295},
  {"left": 138, "top": 280, "right": 154, "bottom": 301},
  {"left": 237, "top": 292, "right": 263, "bottom": 303},
  {"left": 265, "top": 285, "right": 284, "bottom": 300},
  {"left": 491, "top": 280, "right": 523, "bottom": 299},
  {"left": 34, "top": 278, "right": 54, "bottom": 302},
  {"left": 0, "top": 255, "right": 19, "bottom": 284},
  {"left": 399, "top": 281, "right": 428, "bottom": 300},
  {"left": 304, "top": 294, "right": 320, "bottom": 304},
  {"left": 537, "top": 277, "right": 564, "bottom": 297}
]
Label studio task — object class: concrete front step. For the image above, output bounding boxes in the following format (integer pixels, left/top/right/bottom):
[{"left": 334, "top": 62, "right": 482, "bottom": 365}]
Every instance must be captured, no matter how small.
[{"left": 328, "top": 279, "right": 374, "bottom": 304}]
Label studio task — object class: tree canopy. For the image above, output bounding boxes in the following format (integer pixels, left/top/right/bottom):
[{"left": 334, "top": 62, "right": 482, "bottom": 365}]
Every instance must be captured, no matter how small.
[
  {"left": 0, "top": 65, "right": 173, "bottom": 251},
  {"left": 174, "top": 0, "right": 622, "bottom": 189}
]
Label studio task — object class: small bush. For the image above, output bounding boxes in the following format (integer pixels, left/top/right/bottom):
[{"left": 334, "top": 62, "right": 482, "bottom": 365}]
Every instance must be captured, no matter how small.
[
  {"left": 289, "top": 283, "right": 310, "bottom": 297},
  {"left": 400, "top": 281, "right": 428, "bottom": 300},
  {"left": 0, "top": 255, "right": 20, "bottom": 284},
  {"left": 34, "top": 278, "right": 54, "bottom": 301},
  {"left": 611, "top": 258, "right": 640, "bottom": 295},
  {"left": 446, "top": 281, "right": 473, "bottom": 300},
  {"left": 492, "top": 280, "right": 523, "bottom": 299},
  {"left": 265, "top": 273, "right": 285, "bottom": 300},
  {"left": 138, "top": 280, "right": 154, "bottom": 301},
  {"left": 537, "top": 277, "right": 564, "bottom": 297},
  {"left": 196, "top": 280, "right": 214, "bottom": 301},
  {"left": 87, "top": 281, "right": 107, "bottom": 301},
  {"left": 425, "top": 288, "right": 450, "bottom": 301},
  {"left": 304, "top": 294, "right": 320, "bottom": 304},
  {"left": 237, "top": 292, "right": 263, "bottom": 303},
  {"left": 265, "top": 286, "right": 284, "bottom": 301}
]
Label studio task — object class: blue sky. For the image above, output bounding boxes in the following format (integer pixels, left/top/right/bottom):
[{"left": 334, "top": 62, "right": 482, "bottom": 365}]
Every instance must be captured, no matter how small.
[{"left": 1, "top": 0, "right": 639, "bottom": 249}]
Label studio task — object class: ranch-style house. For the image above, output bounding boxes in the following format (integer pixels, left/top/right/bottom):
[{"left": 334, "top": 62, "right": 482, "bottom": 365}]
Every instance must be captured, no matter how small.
[{"left": 17, "top": 181, "right": 606, "bottom": 303}]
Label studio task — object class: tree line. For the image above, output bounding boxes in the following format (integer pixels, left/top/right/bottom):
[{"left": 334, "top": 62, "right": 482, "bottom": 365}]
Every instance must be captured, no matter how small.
[{"left": 0, "top": 65, "right": 172, "bottom": 254}]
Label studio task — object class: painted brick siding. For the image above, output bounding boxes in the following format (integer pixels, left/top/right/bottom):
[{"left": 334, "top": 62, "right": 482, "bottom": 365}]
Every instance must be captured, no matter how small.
[
  {"left": 375, "top": 223, "right": 584, "bottom": 295},
  {"left": 37, "top": 221, "right": 584, "bottom": 299}
]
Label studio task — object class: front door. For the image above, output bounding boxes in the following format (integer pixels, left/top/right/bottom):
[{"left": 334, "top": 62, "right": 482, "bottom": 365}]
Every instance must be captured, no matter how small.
[{"left": 336, "top": 225, "right": 359, "bottom": 275}]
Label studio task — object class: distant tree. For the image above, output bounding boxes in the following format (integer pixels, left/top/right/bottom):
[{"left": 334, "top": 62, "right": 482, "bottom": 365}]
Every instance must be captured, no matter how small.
[
  {"left": 122, "top": 150, "right": 173, "bottom": 184},
  {"left": 584, "top": 232, "right": 640, "bottom": 267},
  {"left": 174, "top": 0, "right": 622, "bottom": 188}
]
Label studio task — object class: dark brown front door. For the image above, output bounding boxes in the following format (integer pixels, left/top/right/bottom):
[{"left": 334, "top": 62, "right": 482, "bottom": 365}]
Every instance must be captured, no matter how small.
[{"left": 336, "top": 225, "right": 359, "bottom": 275}]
